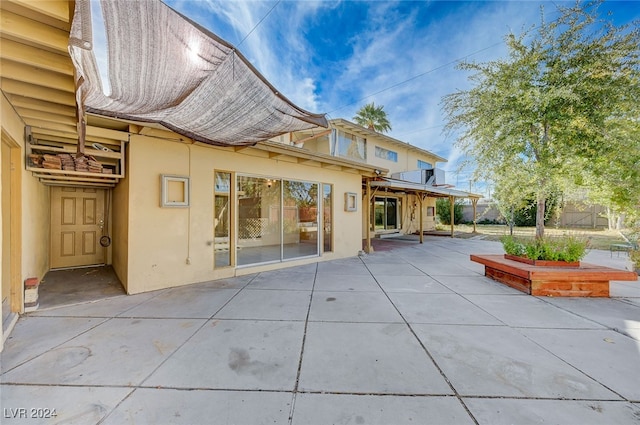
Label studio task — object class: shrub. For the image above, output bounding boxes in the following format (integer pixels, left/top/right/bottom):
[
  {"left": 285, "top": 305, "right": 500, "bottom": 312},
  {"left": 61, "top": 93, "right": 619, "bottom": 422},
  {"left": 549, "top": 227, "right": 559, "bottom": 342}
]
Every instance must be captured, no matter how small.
[
  {"left": 500, "top": 235, "right": 588, "bottom": 262},
  {"left": 630, "top": 249, "right": 640, "bottom": 272},
  {"left": 436, "top": 198, "right": 464, "bottom": 225},
  {"left": 500, "top": 235, "right": 526, "bottom": 256}
]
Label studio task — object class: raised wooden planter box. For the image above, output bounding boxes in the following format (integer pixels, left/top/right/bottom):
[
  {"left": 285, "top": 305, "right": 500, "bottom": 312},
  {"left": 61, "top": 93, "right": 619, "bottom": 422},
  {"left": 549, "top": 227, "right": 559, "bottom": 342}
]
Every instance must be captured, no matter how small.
[{"left": 471, "top": 254, "right": 638, "bottom": 297}]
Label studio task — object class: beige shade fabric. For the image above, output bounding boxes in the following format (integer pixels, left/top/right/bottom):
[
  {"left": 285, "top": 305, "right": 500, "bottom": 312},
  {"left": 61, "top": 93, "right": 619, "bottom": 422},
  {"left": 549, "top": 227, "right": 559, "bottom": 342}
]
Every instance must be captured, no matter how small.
[{"left": 68, "top": 0, "right": 327, "bottom": 146}]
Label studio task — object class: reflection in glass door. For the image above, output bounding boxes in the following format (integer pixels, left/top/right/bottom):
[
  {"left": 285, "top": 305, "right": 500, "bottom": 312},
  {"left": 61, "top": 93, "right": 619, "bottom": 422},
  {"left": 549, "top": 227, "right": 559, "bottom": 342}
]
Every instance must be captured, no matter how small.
[
  {"left": 373, "top": 196, "right": 401, "bottom": 231},
  {"left": 237, "top": 176, "right": 282, "bottom": 265},
  {"left": 374, "top": 199, "right": 385, "bottom": 230},
  {"left": 323, "top": 184, "right": 332, "bottom": 252},
  {"left": 214, "top": 172, "right": 231, "bottom": 268},
  {"left": 283, "top": 181, "right": 319, "bottom": 259},
  {"left": 385, "top": 198, "right": 398, "bottom": 229}
]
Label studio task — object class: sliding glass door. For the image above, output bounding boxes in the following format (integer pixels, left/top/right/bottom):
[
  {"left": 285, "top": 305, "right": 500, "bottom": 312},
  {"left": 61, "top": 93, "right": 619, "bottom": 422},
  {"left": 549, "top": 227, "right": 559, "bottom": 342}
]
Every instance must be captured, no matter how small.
[
  {"left": 373, "top": 196, "right": 401, "bottom": 231},
  {"left": 237, "top": 176, "right": 282, "bottom": 265},
  {"left": 283, "top": 181, "right": 319, "bottom": 260},
  {"left": 236, "top": 175, "right": 320, "bottom": 266}
]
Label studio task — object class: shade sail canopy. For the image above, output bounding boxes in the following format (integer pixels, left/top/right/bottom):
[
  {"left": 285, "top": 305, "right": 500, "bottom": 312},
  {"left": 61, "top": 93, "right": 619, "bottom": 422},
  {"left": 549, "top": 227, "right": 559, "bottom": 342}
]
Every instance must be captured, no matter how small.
[{"left": 68, "top": 0, "right": 327, "bottom": 146}]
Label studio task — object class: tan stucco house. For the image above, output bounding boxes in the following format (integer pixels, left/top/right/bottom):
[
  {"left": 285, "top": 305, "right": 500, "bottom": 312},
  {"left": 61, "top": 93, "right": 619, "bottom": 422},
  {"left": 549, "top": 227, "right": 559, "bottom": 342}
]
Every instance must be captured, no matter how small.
[
  {"left": 0, "top": 0, "right": 477, "bottom": 349},
  {"left": 288, "top": 119, "right": 480, "bottom": 249}
]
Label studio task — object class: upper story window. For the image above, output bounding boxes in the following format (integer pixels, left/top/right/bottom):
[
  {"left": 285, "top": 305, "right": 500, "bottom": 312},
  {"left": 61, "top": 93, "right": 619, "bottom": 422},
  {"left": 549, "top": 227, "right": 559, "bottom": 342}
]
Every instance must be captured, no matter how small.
[
  {"left": 417, "top": 159, "right": 432, "bottom": 169},
  {"left": 331, "top": 130, "right": 366, "bottom": 161},
  {"left": 375, "top": 146, "right": 398, "bottom": 162}
]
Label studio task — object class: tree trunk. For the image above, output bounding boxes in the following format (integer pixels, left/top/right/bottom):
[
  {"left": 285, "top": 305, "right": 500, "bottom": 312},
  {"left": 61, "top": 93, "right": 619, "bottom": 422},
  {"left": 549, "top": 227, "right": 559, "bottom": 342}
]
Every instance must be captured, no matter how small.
[
  {"left": 535, "top": 197, "right": 546, "bottom": 239},
  {"left": 509, "top": 206, "right": 514, "bottom": 236},
  {"left": 606, "top": 207, "right": 614, "bottom": 230}
]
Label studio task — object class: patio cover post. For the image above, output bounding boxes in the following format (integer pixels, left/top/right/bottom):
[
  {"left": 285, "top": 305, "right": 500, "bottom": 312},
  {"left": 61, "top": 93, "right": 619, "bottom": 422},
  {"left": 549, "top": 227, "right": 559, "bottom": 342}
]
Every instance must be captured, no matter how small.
[
  {"left": 418, "top": 193, "right": 424, "bottom": 244},
  {"left": 365, "top": 179, "right": 373, "bottom": 253},
  {"left": 472, "top": 197, "right": 478, "bottom": 233},
  {"left": 449, "top": 195, "right": 455, "bottom": 237}
]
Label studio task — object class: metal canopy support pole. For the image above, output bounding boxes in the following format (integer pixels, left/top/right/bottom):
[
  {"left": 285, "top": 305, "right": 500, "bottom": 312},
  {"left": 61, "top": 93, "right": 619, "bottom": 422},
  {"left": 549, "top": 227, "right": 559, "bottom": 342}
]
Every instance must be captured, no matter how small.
[
  {"left": 449, "top": 195, "right": 455, "bottom": 237},
  {"left": 365, "top": 178, "right": 373, "bottom": 253},
  {"left": 472, "top": 197, "right": 478, "bottom": 233},
  {"left": 74, "top": 70, "right": 86, "bottom": 156}
]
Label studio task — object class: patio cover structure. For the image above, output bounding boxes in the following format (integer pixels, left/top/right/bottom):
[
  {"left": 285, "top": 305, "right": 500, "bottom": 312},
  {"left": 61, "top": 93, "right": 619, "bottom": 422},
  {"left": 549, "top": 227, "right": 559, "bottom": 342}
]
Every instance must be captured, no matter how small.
[
  {"left": 68, "top": 0, "right": 328, "bottom": 149},
  {"left": 364, "top": 177, "right": 482, "bottom": 253}
]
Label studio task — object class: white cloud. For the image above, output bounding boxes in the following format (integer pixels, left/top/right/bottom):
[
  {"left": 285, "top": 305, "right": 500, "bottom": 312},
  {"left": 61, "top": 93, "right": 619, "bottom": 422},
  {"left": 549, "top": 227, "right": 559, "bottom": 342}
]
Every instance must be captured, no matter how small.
[
  {"left": 165, "top": 0, "right": 635, "bottom": 193},
  {"left": 176, "top": 0, "right": 326, "bottom": 111}
]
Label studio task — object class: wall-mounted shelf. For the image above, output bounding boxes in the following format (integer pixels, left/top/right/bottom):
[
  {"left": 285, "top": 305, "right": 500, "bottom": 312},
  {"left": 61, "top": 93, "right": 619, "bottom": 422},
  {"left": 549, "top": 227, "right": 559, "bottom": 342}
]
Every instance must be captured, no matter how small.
[{"left": 26, "top": 140, "right": 126, "bottom": 188}]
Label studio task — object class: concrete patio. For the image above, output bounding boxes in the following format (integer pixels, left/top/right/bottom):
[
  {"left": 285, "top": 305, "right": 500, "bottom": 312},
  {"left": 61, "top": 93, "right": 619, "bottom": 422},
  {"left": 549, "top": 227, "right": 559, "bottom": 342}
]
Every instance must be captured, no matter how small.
[{"left": 1, "top": 237, "right": 639, "bottom": 424}]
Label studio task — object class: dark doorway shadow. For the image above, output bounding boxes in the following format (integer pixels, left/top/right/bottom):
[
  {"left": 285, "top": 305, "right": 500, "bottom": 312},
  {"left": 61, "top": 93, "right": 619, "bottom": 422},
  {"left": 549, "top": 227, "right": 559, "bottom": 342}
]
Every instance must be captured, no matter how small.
[{"left": 37, "top": 266, "right": 125, "bottom": 310}]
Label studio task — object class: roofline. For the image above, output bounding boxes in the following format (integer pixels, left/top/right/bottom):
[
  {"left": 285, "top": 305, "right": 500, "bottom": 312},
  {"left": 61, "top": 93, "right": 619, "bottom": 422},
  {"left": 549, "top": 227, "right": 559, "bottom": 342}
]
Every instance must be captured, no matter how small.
[
  {"left": 252, "top": 140, "right": 389, "bottom": 176},
  {"left": 371, "top": 177, "right": 482, "bottom": 199},
  {"left": 329, "top": 118, "right": 448, "bottom": 163}
]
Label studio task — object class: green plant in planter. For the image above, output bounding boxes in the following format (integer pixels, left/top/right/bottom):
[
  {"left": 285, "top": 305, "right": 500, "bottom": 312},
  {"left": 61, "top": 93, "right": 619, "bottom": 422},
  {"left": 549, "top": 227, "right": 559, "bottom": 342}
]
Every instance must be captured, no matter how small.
[
  {"left": 501, "top": 236, "right": 526, "bottom": 256},
  {"left": 500, "top": 235, "right": 588, "bottom": 262}
]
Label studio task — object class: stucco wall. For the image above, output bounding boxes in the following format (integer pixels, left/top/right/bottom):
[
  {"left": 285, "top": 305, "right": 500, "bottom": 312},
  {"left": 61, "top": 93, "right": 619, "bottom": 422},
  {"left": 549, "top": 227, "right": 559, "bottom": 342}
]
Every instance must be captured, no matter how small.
[
  {"left": 21, "top": 159, "right": 50, "bottom": 282},
  {"left": 366, "top": 138, "right": 444, "bottom": 176},
  {"left": 1, "top": 96, "right": 50, "bottom": 312},
  {"left": 2, "top": 141, "right": 10, "bottom": 302},
  {"left": 125, "top": 135, "right": 364, "bottom": 294},
  {"left": 112, "top": 143, "right": 130, "bottom": 292}
]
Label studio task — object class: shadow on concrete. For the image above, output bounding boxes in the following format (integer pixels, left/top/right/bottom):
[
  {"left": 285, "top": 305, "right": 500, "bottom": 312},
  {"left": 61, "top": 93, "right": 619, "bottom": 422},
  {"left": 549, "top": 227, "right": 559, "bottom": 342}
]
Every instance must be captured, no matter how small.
[{"left": 37, "top": 266, "right": 125, "bottom": 310}]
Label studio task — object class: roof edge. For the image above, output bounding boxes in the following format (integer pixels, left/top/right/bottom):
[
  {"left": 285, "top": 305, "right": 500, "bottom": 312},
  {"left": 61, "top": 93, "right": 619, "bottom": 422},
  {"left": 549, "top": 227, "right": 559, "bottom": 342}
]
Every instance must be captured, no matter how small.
[{"left": 329, "top": 118, "right": 447, "bottom": 163}]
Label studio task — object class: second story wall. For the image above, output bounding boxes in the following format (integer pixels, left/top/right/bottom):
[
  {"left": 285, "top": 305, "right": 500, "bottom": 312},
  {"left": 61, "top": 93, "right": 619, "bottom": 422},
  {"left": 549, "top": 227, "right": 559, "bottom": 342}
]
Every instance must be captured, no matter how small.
[{"left": 291, "top": 119, "right": 446, "bottom": 176}]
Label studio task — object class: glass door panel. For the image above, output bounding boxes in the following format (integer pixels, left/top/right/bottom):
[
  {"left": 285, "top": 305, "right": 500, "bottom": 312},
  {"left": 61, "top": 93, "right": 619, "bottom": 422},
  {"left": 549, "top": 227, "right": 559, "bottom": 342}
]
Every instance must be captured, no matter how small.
[
  {"left": 323, "top": 184, "right": 332, "bottom": 252},
  {"left": 237, "top": 176, "right": 281, "bottom": 265},
  {"left": 283, "top": 181, "right": 319, "bottom": 260},
  {"left": 386, "top": 198, "right": 398, "bottom": 229},
  {"left": 214, "top": 172, "right": 231, "bottom": 268},
  {"left": 374, "top": 197, "right": 400, "bottom": 231},
  {"left": 374, "top": 199, "right": 385, "bottom": 230}
]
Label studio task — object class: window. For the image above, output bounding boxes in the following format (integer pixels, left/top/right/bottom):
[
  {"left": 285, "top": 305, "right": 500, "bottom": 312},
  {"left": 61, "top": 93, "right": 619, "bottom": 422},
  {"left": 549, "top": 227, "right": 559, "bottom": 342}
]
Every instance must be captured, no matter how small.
[
  {"left": 375, "top": 146, "right": 398, "bottom": 162},
  {"left": 417, "top": 160, "right": 432, "bottom": 169},
  {"left": 161, "top": 175, "right": 189, "bottom": 207},
  {"left": 332, "top": 130, "right": 366, "bottom": 161},
  {"left": 344, "top": 192, "right": 357, "bottom": 212}
]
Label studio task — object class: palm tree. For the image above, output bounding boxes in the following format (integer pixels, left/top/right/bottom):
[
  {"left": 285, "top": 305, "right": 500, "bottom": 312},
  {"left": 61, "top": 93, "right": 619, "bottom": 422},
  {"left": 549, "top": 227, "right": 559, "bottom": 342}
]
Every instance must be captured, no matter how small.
[{"left": 353, "top": 102, "right": 392, "bottom": 133}]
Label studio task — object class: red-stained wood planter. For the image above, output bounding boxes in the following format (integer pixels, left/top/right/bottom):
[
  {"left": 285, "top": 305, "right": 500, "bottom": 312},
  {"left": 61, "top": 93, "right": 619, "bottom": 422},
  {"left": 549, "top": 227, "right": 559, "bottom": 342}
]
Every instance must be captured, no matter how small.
[{"left": 471, "top": 254, "right": 638, "bottom": 297}]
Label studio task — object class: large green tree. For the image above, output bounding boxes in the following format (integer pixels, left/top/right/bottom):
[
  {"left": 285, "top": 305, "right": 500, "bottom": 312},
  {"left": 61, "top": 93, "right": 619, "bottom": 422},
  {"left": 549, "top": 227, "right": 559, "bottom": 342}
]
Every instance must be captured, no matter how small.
[
  {"left": 443, "top": 1, "right": 640, "bottom": 238},
  {"left": 353, "top": 102, "right": 392, "bottom": 133}
]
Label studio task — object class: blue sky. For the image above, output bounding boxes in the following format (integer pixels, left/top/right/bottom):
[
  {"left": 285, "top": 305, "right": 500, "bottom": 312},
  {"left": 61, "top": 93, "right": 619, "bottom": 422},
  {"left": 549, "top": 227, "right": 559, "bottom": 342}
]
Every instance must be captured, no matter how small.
[{"left": 165, "top": 0, "right": 639, "bottom": 194}]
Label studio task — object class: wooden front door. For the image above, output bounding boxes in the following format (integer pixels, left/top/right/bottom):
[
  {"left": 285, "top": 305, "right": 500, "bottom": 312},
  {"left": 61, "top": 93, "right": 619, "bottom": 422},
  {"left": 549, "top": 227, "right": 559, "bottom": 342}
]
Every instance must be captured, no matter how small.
[{"left": 51, "top": 187, "right": 106, "bottom": 269}]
